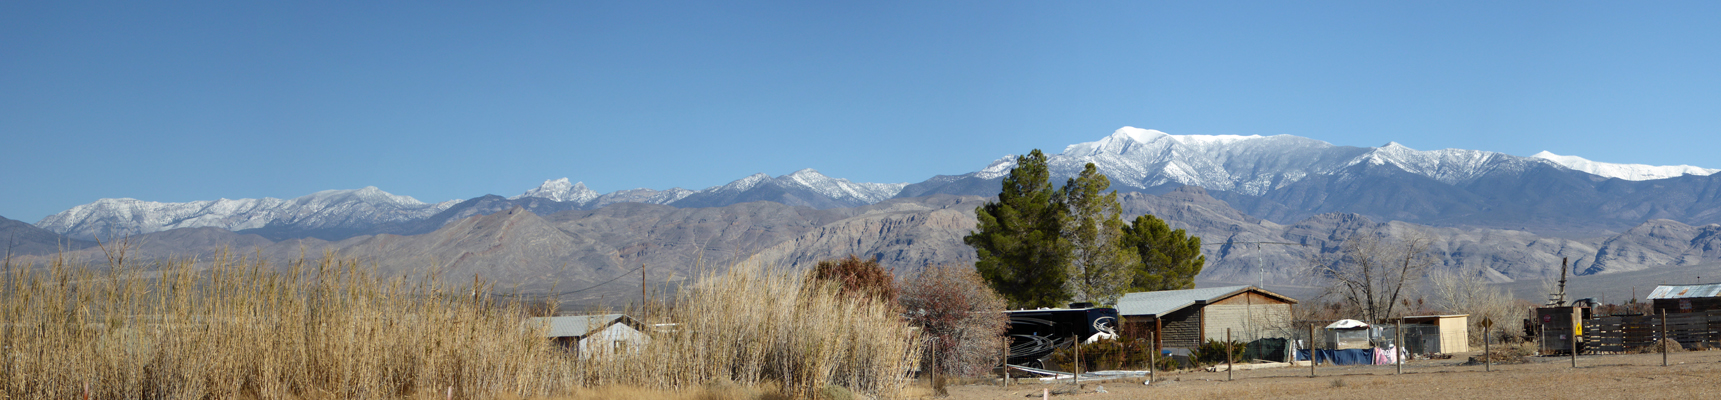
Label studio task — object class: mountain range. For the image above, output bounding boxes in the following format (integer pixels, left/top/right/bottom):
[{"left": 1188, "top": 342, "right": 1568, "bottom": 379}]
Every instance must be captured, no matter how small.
[{"left": 11, "top": 127, "right": 1721, "bottom": 306}]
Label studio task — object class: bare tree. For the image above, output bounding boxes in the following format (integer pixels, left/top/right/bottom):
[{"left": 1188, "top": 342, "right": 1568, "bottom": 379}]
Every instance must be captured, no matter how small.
[
  {"left": 1427, "top": 269, "right": 1524, "bottom": 344},
  {"left": 898, "top": 264, "right": 1009, "bottom": 378},
  {"left": 1308, "top": 231, "right": 1436, "bottom": 324}
]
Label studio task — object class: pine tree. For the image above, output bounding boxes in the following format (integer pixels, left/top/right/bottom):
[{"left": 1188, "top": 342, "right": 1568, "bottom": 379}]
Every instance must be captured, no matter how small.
[
  {"left": 964, "top": 150, "right": 1072, "bottom": 308},
  {"left": 1061, "top": 163, "right": 1138, "bottom": 305},
  {"left": 1122, "top": 214, "right": 1205, "bottom": 291}
]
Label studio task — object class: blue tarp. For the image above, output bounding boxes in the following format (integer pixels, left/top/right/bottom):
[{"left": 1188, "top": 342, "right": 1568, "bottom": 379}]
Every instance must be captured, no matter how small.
[{"left": 1295, "top": 349, "right": 1374, "bottom": 365}]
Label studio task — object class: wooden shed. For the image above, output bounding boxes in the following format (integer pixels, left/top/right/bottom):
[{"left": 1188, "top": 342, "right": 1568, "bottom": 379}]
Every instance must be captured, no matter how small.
[
  {"left": 1648, "top": 283, "right": 1721, "bottom": 314},
  {"left": 524, "top": 313, "right": 650, "bottom": 359},
  {"left": 1402, "top": 314, "right": 1469, "bottom": 354},
  {"left": 1115, "top": 285, "right": 1298, "bottom": 351}
]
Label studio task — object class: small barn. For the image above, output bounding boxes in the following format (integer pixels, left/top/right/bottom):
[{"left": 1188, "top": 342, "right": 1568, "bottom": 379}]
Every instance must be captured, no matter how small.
[
  {"left": 1401, "top": 314, "right": 1469, "bottom": 354},
  {"left": 1115, "top": 285, "right": 1298, "bottom": 351},
  {"left": 525, "top": 314, "right": 649, "bottom": 359},
  {"left": 1648, "top": 283, "right": 1721, "bottom": 314}
]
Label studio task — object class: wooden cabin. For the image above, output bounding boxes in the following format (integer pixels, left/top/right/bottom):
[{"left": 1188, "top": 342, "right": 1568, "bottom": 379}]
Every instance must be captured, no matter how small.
[
  {"left": 1648, "top": 283, "right": 1721, "bottom": 314},
  {"left": 1115, "top": 285, "right": 1297, "bottom": 351}
]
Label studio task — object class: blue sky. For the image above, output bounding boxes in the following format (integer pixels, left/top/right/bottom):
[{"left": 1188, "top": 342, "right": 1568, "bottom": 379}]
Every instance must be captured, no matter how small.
[{"left": 4, "top": 1, "right": 1719, "bottom": 222}]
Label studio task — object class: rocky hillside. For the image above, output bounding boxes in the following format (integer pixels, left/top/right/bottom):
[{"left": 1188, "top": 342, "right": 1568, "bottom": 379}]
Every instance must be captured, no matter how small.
[{"left": 20, "top": 188, "right": 1721, "bottom": 308}]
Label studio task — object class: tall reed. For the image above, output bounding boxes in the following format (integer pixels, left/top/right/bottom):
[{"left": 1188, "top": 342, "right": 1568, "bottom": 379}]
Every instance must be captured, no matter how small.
[
  {"left": 574, "top": 261, "right": 923, "bottom": 399},
  {"left": 0, "top": 251, "right": 920, "bottom": 399},
  {"left": 0, "top": 252, "right": 570, "bottom": 399}
]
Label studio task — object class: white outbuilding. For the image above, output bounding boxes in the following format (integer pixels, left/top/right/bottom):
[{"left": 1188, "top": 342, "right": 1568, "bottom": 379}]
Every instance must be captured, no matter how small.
[{"left": 525, "top": 313, "right": 650, "bottom": 359}]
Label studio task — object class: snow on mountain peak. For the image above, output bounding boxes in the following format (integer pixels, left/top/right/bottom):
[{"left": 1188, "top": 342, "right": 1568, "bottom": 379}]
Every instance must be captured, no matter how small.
[
  {"left": 36, "top": 187, "right": 456, "bottom": 239},
  {"left": 1065, "top": 127, "right": 1174, "bottom": 156},
  {"left": 716, "top": 173, "right": 774, "bottom": 193},
  {"left": 513, "top": 178, "right": 599, "bottom": 203},
  {"left": 1114, "top": 126, "right": 1169, "bottom": 143},
  {"left": 1532, "top": 151, "right": 1719, "bottom": 181},
  {"left": 776, "top": 168, "right": 908, "bottom": 204},
  {"left": 974, "top": 156, "right": 1019, "bottom": 180},
  {"left": 966, "top": 127, "right": 1573, "bottom": 195},
  {"left": 1169, "top": 133, "right": 1263, "bottom": 146},
  {"left": 784, "top": 168, "right": 826, "bottom": 179}
]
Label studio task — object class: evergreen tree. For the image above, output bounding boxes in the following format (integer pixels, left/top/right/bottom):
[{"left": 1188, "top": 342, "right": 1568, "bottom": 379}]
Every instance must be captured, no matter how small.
[
  {"left": 1061, "top": 163, "right": 1138, "bottom": 305},
  {"left": 964, "top": 150, "right": 1072, "bottom": 308},
  {"left": 1122, "top": 214, "right": 1205, "bottom": 291}
]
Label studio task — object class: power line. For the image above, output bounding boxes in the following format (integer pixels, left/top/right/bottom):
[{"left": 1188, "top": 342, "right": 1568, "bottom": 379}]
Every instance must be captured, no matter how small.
[{"left": 527, "top": 264, "right": 648, "bottom": 297}]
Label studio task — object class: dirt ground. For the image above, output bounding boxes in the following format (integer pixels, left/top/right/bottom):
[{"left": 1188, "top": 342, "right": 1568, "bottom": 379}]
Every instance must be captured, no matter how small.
[{"left": 924, "top": 350, "right": 1721, "bottom": 399}]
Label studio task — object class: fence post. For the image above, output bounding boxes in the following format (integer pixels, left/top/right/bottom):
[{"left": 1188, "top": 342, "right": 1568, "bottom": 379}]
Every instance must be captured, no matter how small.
[
  {"left": 1002, "top": 337, "right": 1009, "bottom": 387},
  {"left": 1071, "top": 334, "right": 1079, "bottom": 385},
  {"left": 1570, "top": 311, "right": 1578, "bottom": 368},
  {"left": 1226, "top": 328, "right": 1234, "bottom": 381},
  {"left": 1484, "top": 324, "right": 1491, "bottom": 372},
  {"left": 1147, "top": 332, "right": 1156, "bottom": 384},
  {"left": 1662, "top": 309, "right": 1669, "bottom": 367},
  {"left": 1309, "top": 324, "right": 1317, "bottom": 377},
  {"left": 1396, "top": 318, "right": 1403, "bottom": 375},
  {"left": 931, "top": 337, "right": 940, "bottom": 393}
]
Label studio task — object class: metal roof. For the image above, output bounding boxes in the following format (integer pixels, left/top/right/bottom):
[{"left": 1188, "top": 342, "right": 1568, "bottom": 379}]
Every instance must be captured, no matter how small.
[
  {"left": 523, "top": 314, "right": 636, "bottom": 338},
  {"left": 1115, "top": 285, "right": 1296, "bottom": 317},
  {"left": 1647, "top": 284, "right": 1721, "bottom": 300}
]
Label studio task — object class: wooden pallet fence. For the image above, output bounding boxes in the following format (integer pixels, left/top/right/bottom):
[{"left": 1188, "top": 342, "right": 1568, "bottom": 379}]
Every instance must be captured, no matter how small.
[{"left": 1582, "top": 311, "right": 1721, "bottom": 353}]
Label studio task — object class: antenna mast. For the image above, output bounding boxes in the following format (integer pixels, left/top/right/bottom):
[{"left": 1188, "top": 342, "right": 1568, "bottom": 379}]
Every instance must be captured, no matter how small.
[{"left": 1549, "top": 257, "right": 1569, "bottom": 306}]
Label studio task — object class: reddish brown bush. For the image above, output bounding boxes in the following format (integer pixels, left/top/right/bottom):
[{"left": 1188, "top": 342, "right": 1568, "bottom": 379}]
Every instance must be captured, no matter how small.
[
  {"left": 809, "top": 255, "right": 898, "bottom": 306},
  {"left": 898, "top": 264, "right": 1009, "bottom": 377}
]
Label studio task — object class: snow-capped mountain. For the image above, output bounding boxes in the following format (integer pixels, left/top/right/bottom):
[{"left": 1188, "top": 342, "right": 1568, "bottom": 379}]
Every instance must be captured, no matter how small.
[
  {"left": 904, "top": 126, "right": 1721, "bottom": 232},
  {"left": 966, "top": 126, "right": 1721, "bottom": 196},
  {"left": 36, "top": 187, "right": 459, "bottom": 240},
  {"left": 512, "top": 169, "right": 907, "bottom": 210},
  {"left": 1531, "top": 151, "right": 1719, "bottom": 181},
  {"left": 668, "top": 169, "right": 909, "bottom": 209},
  {"left": 511, "top": 178, "right": 600, "bottom": 203},
  {"left": 590, "top": 187, "right": 696, "bottom": 207},
  {"left": 778, "top": 168, "right": 911, "bottom": 203},
  {"left": 971, "top": 126, "right": 1555, "bottom": 196},
  {"left": 38, "top": 125, "right": 1721, "bottom": 243},
  {"left": 509, "top": 179, "right": 695, "bottom": 208}
]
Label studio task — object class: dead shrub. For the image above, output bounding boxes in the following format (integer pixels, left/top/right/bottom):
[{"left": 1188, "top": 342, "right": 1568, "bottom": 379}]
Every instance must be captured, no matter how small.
[
  {"left": 809, "top": 255, "right": 897, "bottom": 307},
  {"left": 898, "top": 264, "right": 1008, "bottom": 378},
  {"left": 1636, "top": 339, "right": 1689, "bottom": 354}
]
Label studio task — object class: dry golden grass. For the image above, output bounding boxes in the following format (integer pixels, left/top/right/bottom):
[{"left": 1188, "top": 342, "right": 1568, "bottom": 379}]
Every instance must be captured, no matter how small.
[
  {"left": 0, "top": 252, "right": 569, "bottom": 399},
  {"left": 937, "top": 349, "right": 1721, "bottom": 399},
  {"left": 0, "top": 251, "right": 920, "bottom": 399},
  {"left": 575, "top": 261, "right": 922, "bottom": 399}
]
